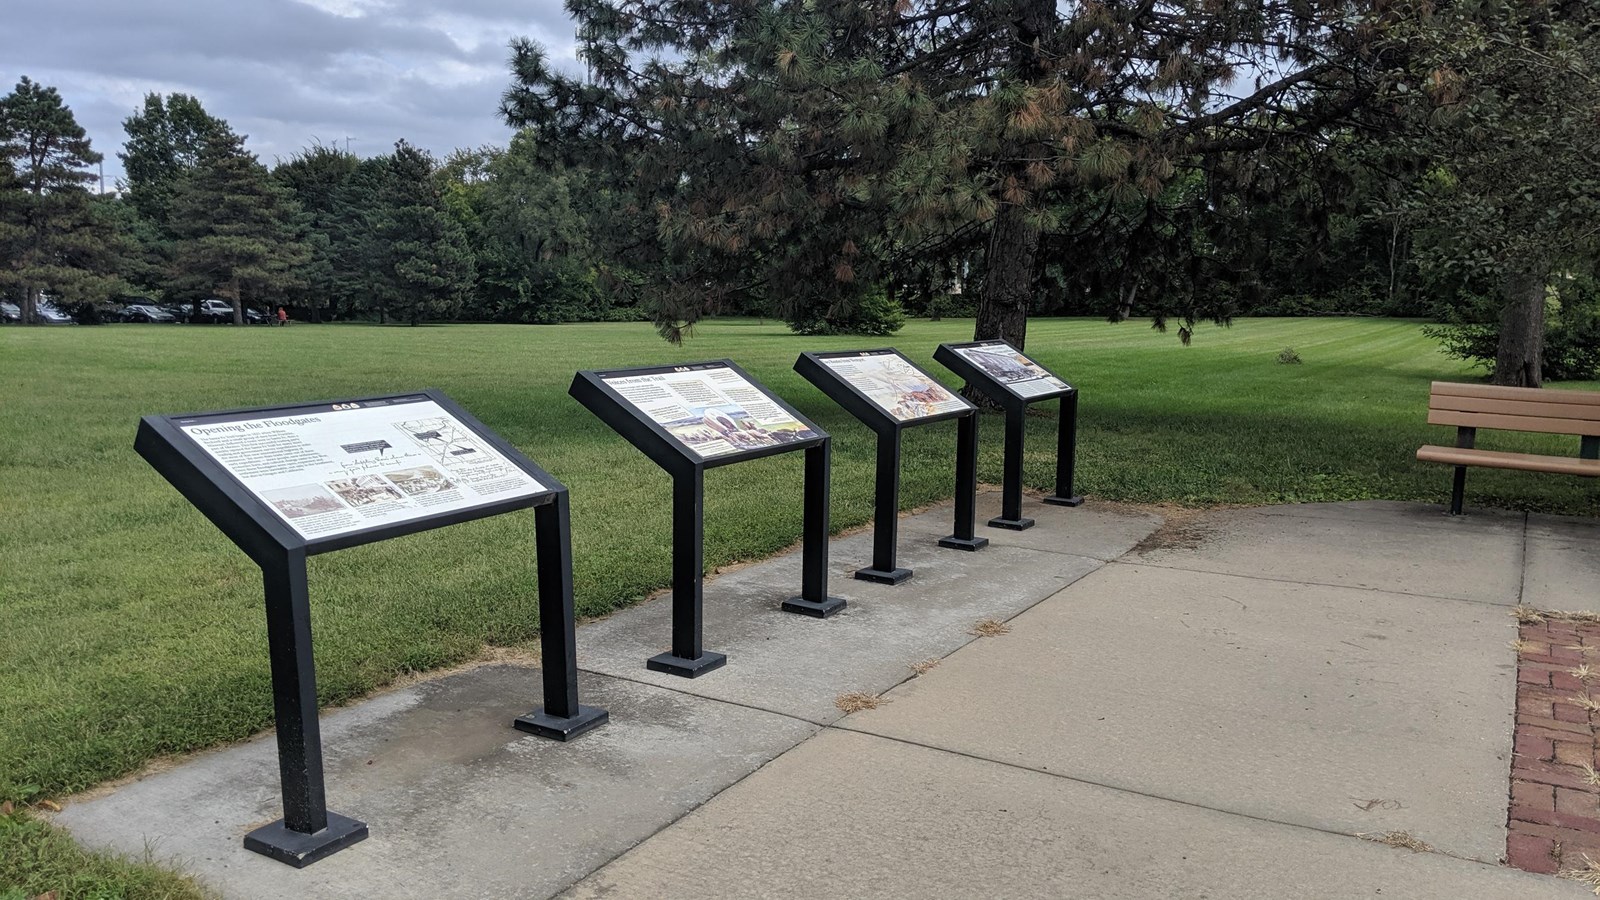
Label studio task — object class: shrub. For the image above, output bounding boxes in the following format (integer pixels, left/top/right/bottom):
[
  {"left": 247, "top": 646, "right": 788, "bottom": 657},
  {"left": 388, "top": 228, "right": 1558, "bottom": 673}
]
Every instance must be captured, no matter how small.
[
  {"left": 787, "top": 287, "right": 907, "bottom": 337},
  {"left": 1277, "top": 347, "right": 1302, "bottom": 365}
]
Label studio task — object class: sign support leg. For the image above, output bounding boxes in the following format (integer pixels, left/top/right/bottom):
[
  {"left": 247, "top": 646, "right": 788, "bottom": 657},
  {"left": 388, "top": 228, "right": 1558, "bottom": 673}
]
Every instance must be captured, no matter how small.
[
  {"left": 785, "top": 439, "right": 847, "bottom": 616},
  {"left": 940, "top": 413, "right": 989, "bottom": 551},
  {"left": 988, "top": 408, "right": 1035, "bottom": 531},
  {"left": 855, "top": 429, "right": 912, "bottom": 584},
  {"left": 649, "top": 467, "right": 726, "bottom": 677},
  {"left": 1044, "top": 391, "right": 1084, "bottom": 507},
  {"left": 515, "top": 491, "right": 609, "bottom": 739},
  {"left": 243, "top": 550, "right": 367, "bottom": 868}
]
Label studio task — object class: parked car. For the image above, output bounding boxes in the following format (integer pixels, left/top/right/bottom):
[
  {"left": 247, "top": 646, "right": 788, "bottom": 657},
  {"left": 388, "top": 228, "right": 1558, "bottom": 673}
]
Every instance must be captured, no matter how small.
[
  {"left": 34, "top": 303, "right": 74, "bottom": 324},
  {"left": 196, "top": 298, "right": 255, "bottom": 324},
  {"left": 119, "top": 304, "right": 177, "bottom": 323},
  {"left": 244, "top": 307, "right": 268, "bottom": 325},
  {"left": 0, "top": 302, "right": 19, "bottom": 323}
]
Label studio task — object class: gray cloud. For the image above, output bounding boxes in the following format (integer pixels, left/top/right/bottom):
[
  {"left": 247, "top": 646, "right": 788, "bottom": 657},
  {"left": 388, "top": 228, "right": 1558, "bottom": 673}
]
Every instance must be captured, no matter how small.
[{"left": 0, "top": 0, "right": 582, "bottom": 184}]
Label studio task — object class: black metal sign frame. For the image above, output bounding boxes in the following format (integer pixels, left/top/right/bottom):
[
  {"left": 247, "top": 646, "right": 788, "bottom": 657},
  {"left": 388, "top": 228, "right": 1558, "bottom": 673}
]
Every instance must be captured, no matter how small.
[
  {"left": 795, "top": 349, "right": 987, "bottom": 584},
  {"left": 934, "top": 341, "right": 1082, "bottom": 530},
  {"left": 135, "top": 389, "right": 607, "bottom": 868},
  {"left": 570, "top": 360, "right": 844, "bottom": 678}
]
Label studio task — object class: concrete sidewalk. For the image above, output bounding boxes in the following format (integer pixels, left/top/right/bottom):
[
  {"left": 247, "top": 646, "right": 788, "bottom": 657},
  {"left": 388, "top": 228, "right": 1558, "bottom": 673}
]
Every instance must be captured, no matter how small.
[{"left": 55, "top": 495, "right": 1600, "bottom": 898}]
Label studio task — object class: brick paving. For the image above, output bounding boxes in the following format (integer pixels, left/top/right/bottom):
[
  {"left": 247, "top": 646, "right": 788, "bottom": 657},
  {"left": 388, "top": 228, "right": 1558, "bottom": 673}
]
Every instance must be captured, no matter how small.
[{"left": 1509, "top": 617, "right": 1600, "bottom": 876}]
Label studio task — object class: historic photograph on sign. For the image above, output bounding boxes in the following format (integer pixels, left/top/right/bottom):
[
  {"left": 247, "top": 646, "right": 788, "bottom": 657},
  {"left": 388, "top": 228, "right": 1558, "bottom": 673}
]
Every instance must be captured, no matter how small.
[
  {"left": 384, "top": 466, "right": 456, "bottom": 496},
  {"left": 260, "top": 484, "right": 347, "bottom": 519},
  {"left": 179, "top": 398, "right": 545, "bottom": 540},
  {"left": 604, "top": 366, "right": 819, "bottom": 458},
  {"left": 953, "top": 343, "right": 1070, "bottom": 398},
  {"left": 819, "top": 352, "right": 968, "bottom": 421},
  {"left": 325, "top": 475, "right": 404, "bottom": 508}
]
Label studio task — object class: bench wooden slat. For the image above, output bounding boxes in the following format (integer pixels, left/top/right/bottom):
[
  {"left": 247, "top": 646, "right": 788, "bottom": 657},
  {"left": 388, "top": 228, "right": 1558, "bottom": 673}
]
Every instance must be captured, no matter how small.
[
  {"left": 1428, "top": 408, "right": 1600, "bottom": 436},
  {"left": 1431, "top": 381, "right": 1600, "bottom": 407},
  {"left": 1429, "top": 395, "right": 1600, "bottom": 423},
  {"left": 1416, "top": 445, "right": 1600, "bottom": 477}
]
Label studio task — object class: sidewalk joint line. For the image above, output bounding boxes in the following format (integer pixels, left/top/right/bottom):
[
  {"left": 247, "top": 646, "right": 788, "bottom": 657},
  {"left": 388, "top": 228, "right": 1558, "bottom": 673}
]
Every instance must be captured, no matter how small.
[
  {"left": 575, "top": 666, "right": 835, "bottom": 728},
  {"left": 825, "top": 725, "right": 1502, "bottom": 871},
  {"left": 1111, "top": 559, "right": 1521, "bottom": 610}
]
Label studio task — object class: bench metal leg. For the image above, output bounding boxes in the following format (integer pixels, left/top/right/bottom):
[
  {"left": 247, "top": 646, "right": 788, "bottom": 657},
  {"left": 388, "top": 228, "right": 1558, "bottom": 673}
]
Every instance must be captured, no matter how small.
[{"left": 1449, "top": 466, "right": 1467, "bottom": 516}]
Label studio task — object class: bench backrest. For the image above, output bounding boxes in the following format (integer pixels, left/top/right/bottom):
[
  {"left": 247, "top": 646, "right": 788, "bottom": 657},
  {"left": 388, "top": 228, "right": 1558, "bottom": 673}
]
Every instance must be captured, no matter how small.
[{"left": 1428, "top": 381, "right": 1600, "bottom": 437}]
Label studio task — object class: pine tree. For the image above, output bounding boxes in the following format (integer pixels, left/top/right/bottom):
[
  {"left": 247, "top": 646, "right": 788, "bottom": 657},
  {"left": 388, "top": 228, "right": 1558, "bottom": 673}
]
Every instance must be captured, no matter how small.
[
  {"left": 168, "top": 133, "right": 309, "bottom": 324},
  {"left": 503, "top": 1, "right": 1391, "bottom": 347},
  {"left": 364, "top": 141, "right": 476, "bottom": 326},
  {"left": 274, "top": 144, "right": 359, "bottom": 321},
  {"left": 0, "top": 77, "right": 119, "bottom": 324}
]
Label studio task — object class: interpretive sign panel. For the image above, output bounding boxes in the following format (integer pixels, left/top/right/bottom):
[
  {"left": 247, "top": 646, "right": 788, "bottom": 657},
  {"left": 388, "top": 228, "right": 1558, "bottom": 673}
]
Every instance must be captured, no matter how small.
[
  {"left": 815, "top": 350, "right": 970, "bottom": 422},
  {"left": 175, "top": 396, "right": 546, "bottom": 540},
  {"left": 949, "top": 341, "right": 1071, "bottom": 399},
  {"left": 600, "top": 363, "right": 822, "bottom": 461}
]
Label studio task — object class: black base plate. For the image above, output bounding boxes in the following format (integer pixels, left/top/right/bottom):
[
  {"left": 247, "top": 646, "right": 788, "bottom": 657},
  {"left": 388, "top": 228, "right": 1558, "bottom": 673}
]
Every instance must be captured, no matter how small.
[
  {"left": 854, "top": 566, "right": 912, "bottom": 585},
  {"left": 1042, "top": 495, "right": 1084, "bottom": 507},
  {"left": 937, "top": 535, "right": 990, "bottom": 552},
  {"left": 647, "top": 650, "right": 727, "bottom": 678},
  {"left": 513, "top": 704, "right": 610, "bottom": 741},
  {"left": 781, "top": 594, "right": 848, "bottom": 618},
  {"left": 243, "top": 812, "right": 368, "bottom": 868},
  {"left": 987, "top": 516, "right": 1036, "bottom": 531}
]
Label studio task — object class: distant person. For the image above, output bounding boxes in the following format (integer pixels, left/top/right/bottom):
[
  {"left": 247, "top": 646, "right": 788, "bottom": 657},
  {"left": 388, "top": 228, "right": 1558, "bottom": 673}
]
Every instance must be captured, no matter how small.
[{"left": 276, "top": 306, "right": 288, "bottom": 326}]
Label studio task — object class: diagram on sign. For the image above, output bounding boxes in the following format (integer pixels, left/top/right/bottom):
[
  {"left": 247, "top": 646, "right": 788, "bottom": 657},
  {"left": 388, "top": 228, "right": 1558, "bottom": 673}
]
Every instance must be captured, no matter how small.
[
  {"left": 953, "top": 343, "right": 1070, "bottom": 398},
  {"left": 396, "top": 417, "right": 488, "bottom": 467},
  {"left": 604, "top": 366, "right": 820, "bottom": 458},
  {"left": 819, "top": 352, "right": 968, "bottom": 421}
]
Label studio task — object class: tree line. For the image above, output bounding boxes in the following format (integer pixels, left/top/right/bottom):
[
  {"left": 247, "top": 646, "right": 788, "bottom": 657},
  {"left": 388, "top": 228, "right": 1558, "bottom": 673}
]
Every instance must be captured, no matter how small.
[
  {"left": 0, "top": 84, "right": 628, "bottom": 328},
  {"left": 3, "top": 1, "right": 1597, "bottom": 385}
]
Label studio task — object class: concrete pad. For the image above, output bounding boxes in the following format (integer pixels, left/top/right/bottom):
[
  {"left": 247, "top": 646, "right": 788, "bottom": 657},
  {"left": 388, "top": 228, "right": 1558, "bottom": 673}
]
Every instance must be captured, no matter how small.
[
  {"left": 577, "top": 531, "right": 1107, "bottom": 724},
  {"left": 899, "top": 490, "right": 1163, "bottom": 560},
  {"left": 847, "top": 563, "right": 1518, "bottom": 862},
  {"left": 565, "top": 729, "right": 1580, "bottom": 900},
  {"left": 55, "top": 666, "right": 817, "bottom": 900},
  {"left": 1128, "top": 502, "right": 1524, "bottom": 604},
  {"left": 1524, "top": 513, "right": 1600, "bottom": 612}
]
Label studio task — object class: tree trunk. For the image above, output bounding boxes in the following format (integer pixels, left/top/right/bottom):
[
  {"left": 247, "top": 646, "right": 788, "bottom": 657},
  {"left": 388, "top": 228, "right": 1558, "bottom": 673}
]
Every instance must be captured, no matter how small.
[
  {"left": 21, "top": 284, "right": 37, "bottom": 325},
  {"left": 972, "top": 202, "right": 1039, "bottom": 349},
  {"left": 1492, "top": 264, "right": 1548, "bottom": 387},
  {"left": 228, "top": 277, "right": 243, "bottom": 326}
]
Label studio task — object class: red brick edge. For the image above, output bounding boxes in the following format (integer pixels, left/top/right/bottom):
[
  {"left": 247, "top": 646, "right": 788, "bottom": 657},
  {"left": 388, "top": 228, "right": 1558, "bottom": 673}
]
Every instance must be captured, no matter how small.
[{"left": 1508, "top": 619, "right": 1600, "bottom": 875}]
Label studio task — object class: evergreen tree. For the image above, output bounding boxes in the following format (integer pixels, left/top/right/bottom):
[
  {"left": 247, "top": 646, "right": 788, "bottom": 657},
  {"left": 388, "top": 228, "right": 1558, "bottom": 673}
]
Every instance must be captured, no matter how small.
[
  {"left": 168, "top": 133, "right": 309, "bottom": 324},
  {"left": 503, "top": 1, "right": 1389, "bottom": 347},
  {"left": 0, "top": 77, "right": 119, "bottom": 324},
  {"left": 274, "top": 144, "right": 360, "bottom": 321},
  {"left": 364, "top": 141, "right": 476, "bottom": 325}
]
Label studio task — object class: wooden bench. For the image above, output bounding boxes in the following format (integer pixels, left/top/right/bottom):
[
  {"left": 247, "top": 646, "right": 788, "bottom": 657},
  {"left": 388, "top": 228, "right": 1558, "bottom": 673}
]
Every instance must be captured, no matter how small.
[{"left": 1417, "top": 381, "right": 1600, "bottom": 514}]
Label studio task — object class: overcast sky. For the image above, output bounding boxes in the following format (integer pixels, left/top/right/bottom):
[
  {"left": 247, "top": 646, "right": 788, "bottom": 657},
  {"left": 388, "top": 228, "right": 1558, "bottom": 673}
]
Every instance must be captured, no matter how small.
[{"left": 0, "top": 0, "right": 582, "bottom": 188}]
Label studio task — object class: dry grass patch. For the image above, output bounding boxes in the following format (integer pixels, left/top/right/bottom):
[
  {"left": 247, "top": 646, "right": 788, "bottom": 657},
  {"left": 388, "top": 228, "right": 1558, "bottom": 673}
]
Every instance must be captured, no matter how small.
[
  {"left": 834, "top": 691, "right": 881, "bottom": 713},
  {"left": 1562, "top": 855, "right": 1600, "bottom": 895},
  {"left": 909, "top": 658, "right": 940, "bottom": 676},
  {"left": 969, "top": 618, "right": 1011, "bottom": 637},
  {"left": 1359, "top": 831, "right": 1433, "bottom": 853},
  {"left": 1514, "top": 605, "right": 1548, "bottom": 625}
]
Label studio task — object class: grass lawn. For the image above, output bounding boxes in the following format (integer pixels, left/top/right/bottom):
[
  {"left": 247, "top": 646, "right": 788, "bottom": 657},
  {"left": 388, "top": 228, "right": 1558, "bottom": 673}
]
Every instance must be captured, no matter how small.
[{"left": 1, "top": 316, "right": 1596, "bottom": 894}]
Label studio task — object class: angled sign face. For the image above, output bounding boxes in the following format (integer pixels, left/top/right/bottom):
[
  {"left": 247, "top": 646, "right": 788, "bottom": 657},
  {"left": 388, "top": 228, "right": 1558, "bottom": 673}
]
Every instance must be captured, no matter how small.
[
  {"left": 808, "top": 349, "right": 972, "bottom": 423},
  {"left": 140, "top": 391, "right": 557, "bottom": 558},
  {"left": 946, "top": 341, "right": 1071, "bottom": 400},
  {"left": 578, "top": 361, "right": 825, "bottom": 469}
]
